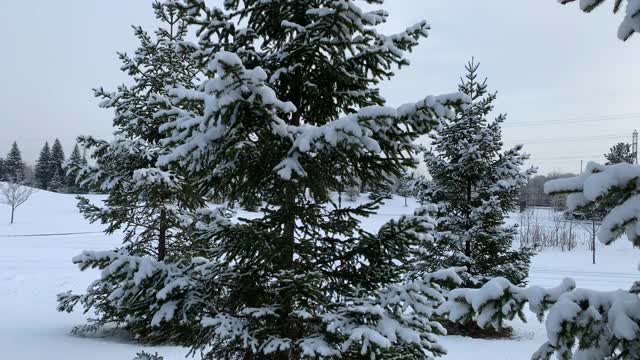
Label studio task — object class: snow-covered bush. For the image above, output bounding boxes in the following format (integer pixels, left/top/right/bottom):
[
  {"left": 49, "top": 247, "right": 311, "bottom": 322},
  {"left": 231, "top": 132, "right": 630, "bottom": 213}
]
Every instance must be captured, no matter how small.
[{"left": 518, "top": 210, "right": 578, "bottom": 251}]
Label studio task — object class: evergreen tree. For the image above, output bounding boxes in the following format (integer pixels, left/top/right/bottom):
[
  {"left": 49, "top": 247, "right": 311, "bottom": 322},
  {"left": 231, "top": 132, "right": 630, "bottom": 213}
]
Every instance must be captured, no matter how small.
[
  {"left": 148, "top": 1, "right": 466, "bottom": 358},
  {"left": 66, "top": 144, "right": 84, "bottom": 192},
  {"left": 58, "top": 1, "right": 206, "bottom": 342},
  {"left": 48, "top": 167, "right": 66, "bottom": 193},
  {"left": 421, "top": 59, "right": 535, "bottom": 287},
  {"left": 34, "top": 142, "right": 52, "bottom": 190},
  {"left": 605, "top": 141, "right": 636, "bottom": 165},
  {"left": 0, "top": 157, "right": 5, "bottom": 181},
  {"left": 49, "top": 139, "right": 66, "bottom": 189},
  {"left": 396, "top": 172, "right": 422, "bottom": 207},
  {"left": 67, "top": 0, "right": 203, "bottom": 260},
  {"left": 4, "top": 142, "right": 25, "bottom": 183}
]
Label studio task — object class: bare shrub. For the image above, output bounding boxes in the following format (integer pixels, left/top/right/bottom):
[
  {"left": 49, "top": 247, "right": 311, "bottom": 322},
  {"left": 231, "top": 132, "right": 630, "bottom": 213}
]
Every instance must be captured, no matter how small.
[{"left": 518, "top": 208, "right": 576, "bottom": 251}]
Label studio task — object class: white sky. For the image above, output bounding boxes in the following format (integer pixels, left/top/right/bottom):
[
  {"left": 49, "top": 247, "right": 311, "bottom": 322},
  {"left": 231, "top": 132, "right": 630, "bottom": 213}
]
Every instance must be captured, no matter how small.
[{"left": 1, "top": 0, "right": 639, "bottom": 175}]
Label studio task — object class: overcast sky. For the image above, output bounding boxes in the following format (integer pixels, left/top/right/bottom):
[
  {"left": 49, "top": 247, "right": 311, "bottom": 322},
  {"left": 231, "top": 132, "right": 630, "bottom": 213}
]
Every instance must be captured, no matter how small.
[{"left": 1, "top": 0, "right": 639, "bottom": 175}]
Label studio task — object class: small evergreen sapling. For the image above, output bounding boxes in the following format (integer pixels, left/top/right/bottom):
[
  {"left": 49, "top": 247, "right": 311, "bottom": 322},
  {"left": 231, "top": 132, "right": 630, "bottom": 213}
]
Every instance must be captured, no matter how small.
[{"left": 420, "top": 59, "right": 535, "bottom": 287}]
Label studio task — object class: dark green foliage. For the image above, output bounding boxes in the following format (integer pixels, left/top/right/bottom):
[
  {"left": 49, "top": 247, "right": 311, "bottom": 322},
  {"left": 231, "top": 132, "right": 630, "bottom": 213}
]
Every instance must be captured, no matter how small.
[
  {"left": 153, "top": 1, "right": 467, "bottom": 358},
  {"left": 133, "top": 351, "right": 164, "bottom": 360},
  {"left": 421, "top": 59, "right": 535, "bottom": 287},
  {"left": 58, "top": 1, "right": 206, "bottom": 343},
  {"left": 49, "top": 139, "right": 66, "bottom": 189},
  {"left": 48, "top": 167, "right": 66, "bottom": 193},
  {"left": 4, "top": 142, "right": 25, "bottom": 183},
  {"left": 604, "top": 142, "right": 636, "bottom": 165},
  {"left": 34, "top": 142, "right": 52, "bottom": 189},
  {"left": 0, "top": 158, "right": 5, "bottom": 181},
  {"left": 65, "top": 144, "right": 86, "bottom": 193}
]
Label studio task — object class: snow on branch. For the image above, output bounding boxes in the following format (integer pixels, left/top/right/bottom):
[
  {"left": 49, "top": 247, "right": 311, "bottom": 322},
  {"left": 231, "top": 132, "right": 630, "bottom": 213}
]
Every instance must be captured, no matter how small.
[
  {"left": 325, "top": 267, "right": 465, "bottom": 359},
  {"left": 275, "top": 93, "right": 469, "bottom": 180},
  {"left": 532, "top": 288, "right": 640, "bottom": 360},
  {"left": 438, "top": 277, "right": 576, "bottom": 330},
  {"left": 546, "top": 162, "right": 640, "bottom": 245},
  {"left": 158, "top": 51, "right": 296, "bottom": 170},
  {"left": 57, "top": 250, "right": 209, "bottom": 337},
  {"left": 559, "top": 0, "right": 640, "bottom": 40}
]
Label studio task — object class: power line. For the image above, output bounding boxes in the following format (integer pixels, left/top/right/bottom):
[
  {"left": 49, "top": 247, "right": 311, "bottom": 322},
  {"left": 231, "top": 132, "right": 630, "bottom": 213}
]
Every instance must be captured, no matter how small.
[
  {"left": 0, "top": 231, "right": 103, "bottom": 238},
  {"left": 504, "top": 133, "right": 628, "bottom": 144},
  {"left": 504, "top": 113, "right": 640, "bottom": 127},
  {"left": 526, "top": 155, "right": 606, "bottom": 161}
]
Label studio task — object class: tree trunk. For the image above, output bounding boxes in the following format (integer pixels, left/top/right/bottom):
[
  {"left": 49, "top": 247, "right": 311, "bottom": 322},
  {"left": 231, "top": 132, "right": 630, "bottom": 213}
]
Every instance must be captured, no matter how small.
[
  {"left": 158, "top": 209, "right": 167, "bottom": 261},
  {"left": 465, "top": 182, "right": 472, "bottom": 256},
  {"left": 592, "top": 219, "right": 596, "bottom": 264},
  {"left": 10, "top": 205, "right": 15, "bottom": 224}
]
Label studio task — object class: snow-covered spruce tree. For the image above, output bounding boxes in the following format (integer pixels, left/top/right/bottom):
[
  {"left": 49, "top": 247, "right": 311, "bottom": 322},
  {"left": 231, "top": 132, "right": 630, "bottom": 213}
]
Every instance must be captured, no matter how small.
[
  {"left": 34, "top": 142, "right": 52, "bottom": 190},
  {"left": 559, "top": 0, "right": 640, "bottom": 41},
  {"left": 48, "top": 167, "right": 67, "bottom": 193},
  {"left": 154, "top": 0, "right": 468, "bottom": 358},
  {"left": 4, "top": 142, "right": 25, "bottom": 183},
  {"left": 49, "top": 138, "right": 66, "bottom": 187},
  {"left": 605, "top": 141, "right": 636, "bottom": 165},
  {"left": 421, "top": 59, "right": 535, "bottom": 287},
  {"left": 57, "top": 1, "right": 206, "bottom": 343},
  {"left": 396, "top": 172, "right": 425, "bottom": 207},
  {"left": 65, "top": 144, "right": 85, "bottom": 192}
]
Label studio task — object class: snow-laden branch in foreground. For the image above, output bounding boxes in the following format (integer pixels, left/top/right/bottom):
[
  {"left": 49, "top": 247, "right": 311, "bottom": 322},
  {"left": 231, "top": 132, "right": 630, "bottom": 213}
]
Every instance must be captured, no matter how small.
[
  {"left": 536, "top": 163, "right": 640, "bottom": 358},
  {"left": 437, "top": 277, "right": 576, "bottom": 330},
  {"left": 559, "top": 0, "right": 640, "bottom": 40},
  {"left": 545, "top": 161, "right": 640, "bottom": 245},
  {"left": 532, "top": 287, "right": 640, "bottom": 360},
  {"left": 437, "top": 275, "right": 640, "bottom": 359}
]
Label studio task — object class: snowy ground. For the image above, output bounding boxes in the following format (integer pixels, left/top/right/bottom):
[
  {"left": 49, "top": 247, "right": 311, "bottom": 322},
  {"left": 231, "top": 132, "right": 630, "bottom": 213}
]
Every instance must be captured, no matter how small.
[{"left": 1, "top": 190, "right": 638, "bottom": 359}]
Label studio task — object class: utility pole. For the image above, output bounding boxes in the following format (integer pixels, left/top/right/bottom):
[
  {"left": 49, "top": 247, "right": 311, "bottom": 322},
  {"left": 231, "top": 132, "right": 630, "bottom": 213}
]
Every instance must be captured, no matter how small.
[{"left": 633, "top": 130, "right": 638, "bottom": 164}]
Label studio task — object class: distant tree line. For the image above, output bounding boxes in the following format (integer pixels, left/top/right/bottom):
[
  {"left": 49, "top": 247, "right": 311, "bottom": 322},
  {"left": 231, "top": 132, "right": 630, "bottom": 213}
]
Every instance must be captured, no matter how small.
[
  {"left": 519, "top": 172, "right": 575, "bottom": 209},
  {"left": 0, "top": 139, "right": 88, "bottom": 193}
]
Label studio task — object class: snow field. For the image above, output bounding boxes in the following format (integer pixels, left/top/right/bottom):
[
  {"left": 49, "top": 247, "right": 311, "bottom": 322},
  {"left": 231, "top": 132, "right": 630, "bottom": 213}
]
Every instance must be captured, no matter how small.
[{"left": 0, "top": 190, "right": 638, "bottom": 359}]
